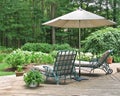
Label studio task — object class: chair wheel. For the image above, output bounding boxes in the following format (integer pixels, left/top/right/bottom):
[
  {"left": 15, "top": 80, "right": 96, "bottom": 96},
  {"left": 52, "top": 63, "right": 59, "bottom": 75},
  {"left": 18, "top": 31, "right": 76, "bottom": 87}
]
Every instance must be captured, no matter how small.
[{"left": 107, "top": 69, "right": 113, "bottom": 74}]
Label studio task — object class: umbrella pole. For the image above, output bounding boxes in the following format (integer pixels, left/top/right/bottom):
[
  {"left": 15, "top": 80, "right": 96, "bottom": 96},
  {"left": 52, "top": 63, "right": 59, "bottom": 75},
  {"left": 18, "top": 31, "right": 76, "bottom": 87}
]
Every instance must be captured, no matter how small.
[
  {"left": 77, "top": 21, "right": 88, "bottom": 80},
  {"left": 78, "top": 27, "right": 81, "bottom": 77},
  {"left": 75, "top": 25, "right": 88, "bottom": 81}
]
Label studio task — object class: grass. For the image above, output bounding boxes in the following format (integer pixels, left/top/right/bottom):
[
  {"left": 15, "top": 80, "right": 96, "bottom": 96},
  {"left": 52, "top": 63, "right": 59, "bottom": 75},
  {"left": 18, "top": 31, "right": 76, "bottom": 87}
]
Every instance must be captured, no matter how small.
[{"left": 0, "top": 63, "right": 14, "bottom": 76}]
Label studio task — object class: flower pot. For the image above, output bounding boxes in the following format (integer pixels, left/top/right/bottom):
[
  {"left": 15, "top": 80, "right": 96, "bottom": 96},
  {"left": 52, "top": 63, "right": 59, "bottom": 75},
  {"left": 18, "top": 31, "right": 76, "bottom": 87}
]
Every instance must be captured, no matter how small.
[
  {"left": 29, "top": 82, "right": 39, "bottom": 88},
  {"left": 107, "top": 57, "right": 113, "bottom": 64},
  {"left": 15, "top": 71, "right": 24, "bottom": 76}
]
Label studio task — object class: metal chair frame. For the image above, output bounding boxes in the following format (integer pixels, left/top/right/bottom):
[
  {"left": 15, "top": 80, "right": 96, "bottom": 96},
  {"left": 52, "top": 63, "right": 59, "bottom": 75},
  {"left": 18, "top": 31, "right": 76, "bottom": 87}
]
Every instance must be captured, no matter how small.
[{"left": 43, "top": 50, "right": 78, "bottom": 84}]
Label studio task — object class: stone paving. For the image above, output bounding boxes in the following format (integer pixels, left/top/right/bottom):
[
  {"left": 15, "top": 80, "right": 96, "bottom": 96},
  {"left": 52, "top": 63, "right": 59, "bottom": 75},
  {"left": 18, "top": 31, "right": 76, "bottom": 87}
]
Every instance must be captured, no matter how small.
[{"left": 0, "top": 63, "right": 120, "bottom": 96}]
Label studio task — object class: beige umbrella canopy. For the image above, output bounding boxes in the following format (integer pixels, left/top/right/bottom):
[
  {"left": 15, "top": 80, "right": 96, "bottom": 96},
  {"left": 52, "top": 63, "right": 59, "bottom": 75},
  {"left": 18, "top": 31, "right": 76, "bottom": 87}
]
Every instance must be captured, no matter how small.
[
  {"left": 43, "top": 9, "right": 115, "bottom": 28},
  {"left": 42, "top": 8, "right": 115, "bottom": 80}
]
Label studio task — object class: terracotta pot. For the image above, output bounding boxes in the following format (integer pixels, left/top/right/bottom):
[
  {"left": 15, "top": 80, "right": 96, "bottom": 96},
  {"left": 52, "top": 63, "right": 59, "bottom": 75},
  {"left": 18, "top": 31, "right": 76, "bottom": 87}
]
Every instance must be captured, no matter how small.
[{"left": 107, "top": 57, "right": 113, "bottom": 64}]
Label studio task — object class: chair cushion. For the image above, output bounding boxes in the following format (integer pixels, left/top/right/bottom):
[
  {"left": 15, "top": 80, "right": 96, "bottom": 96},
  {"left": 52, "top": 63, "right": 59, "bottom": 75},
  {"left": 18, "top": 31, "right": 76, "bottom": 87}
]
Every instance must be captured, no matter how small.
[
  {"left": 32, "top": 65, "right": 53, "bottom": 74},
  {"left": 75, "top": 60, "right": 97, "bottom": 67}
]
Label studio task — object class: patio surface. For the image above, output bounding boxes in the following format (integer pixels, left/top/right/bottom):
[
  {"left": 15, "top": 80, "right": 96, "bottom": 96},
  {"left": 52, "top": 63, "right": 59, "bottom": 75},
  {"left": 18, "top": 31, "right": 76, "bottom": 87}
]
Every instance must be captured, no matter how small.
[{"left": 0, "top": 63, "right": 120, "bottom": 96}]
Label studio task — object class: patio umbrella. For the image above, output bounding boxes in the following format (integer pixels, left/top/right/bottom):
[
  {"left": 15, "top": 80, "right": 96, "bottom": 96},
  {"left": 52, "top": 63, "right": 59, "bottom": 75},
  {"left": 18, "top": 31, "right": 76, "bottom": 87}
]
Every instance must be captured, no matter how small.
[
  {"left": 42, "top": 8, "right": 116, "bottom": 80},
  {"left": 43, "top": 9, "right": 115, "bottom": 28}
]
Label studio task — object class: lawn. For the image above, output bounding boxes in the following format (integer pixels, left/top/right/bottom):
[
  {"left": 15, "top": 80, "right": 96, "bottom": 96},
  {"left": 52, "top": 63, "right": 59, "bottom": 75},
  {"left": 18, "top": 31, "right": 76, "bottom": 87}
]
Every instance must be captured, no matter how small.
[{"left": 0, "top": 63, "right": 14, "bottom": 76}]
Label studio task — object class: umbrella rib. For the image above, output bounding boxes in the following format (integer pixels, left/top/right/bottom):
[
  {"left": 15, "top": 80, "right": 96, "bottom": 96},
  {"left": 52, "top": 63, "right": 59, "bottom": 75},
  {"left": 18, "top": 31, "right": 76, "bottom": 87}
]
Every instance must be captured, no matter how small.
[{"left": 60, "top": 20, "right": 69, "bottom": 28}]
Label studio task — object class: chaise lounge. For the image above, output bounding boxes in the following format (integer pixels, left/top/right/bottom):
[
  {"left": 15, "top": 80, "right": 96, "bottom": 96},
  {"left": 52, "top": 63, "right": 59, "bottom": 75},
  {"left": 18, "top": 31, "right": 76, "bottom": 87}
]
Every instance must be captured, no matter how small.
[{"left": 75, "top": 50, "right": 113, "bottom": 74}]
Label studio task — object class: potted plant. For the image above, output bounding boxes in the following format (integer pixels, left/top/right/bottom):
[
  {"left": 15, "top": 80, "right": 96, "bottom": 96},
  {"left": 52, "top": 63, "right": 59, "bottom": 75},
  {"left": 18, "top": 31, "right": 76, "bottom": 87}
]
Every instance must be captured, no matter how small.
[
  {"left": 107, "top": 56, "right": 113, "bottom": 64},
  {"left": 24, "top": 69, "right": 44, "bottom": 88},
  {"left": 15, "top": 65, "right": 24, "bottom": 76}
]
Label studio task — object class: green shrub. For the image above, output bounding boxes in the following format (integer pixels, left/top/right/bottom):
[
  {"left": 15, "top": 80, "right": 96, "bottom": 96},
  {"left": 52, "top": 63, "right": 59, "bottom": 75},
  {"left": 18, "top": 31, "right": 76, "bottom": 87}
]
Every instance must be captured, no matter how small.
[
  {"left": 4, "top": 49, "right": 54, "bottom": 68},
  {"left": 50, "top": 51, "right": 58, "bottom": 58},
  {"left": 0, "top": 46, "right": 13, "bottom": 53},
  {"left": 21, "top": 43, "right": 74, "bottom": 53},
  {"left": 4, "top": 49, "right": 26, "bottom": 68},
  {"left": 24, "top": 69, "right": 44, "bottom": 87},
  {"left": 21, "top": 43, "right": 53, "bottom": 53},
  {"left": 38, "top": 43, "right": 53, "bottom": 53},
  {"left": 32, "top": 52, "right": 54, "bottom": 64},
  {"left": 82, "top": 27, "right": 120, "bottom": 55},
  {"left": 76, "top": 52, "right": 95, "bottom": 61},
  {"left": 113, "top": 55, "right": 120, "bottom": 63},
  {"left": 53, "top": 43, "right": 72, "bottom": 50}
]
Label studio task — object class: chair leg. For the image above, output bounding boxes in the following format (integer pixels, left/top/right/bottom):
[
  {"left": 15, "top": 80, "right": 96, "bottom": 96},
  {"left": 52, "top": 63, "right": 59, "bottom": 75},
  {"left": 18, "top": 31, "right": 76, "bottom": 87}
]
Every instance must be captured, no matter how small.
[
  {"left": 90, "top": 69, "right": 94, "bottom": 73},
  {"left": 46, "top": 76, "right": 48, "bottom": 81},
  {"left": 64, "top": 76, "right": 66, "bottom": 84},
  {"left": 55, "top": 77, "right": 59, "bottom": 85},
  {"left": 102, "top": 63, "right": 110, "bottom": 74}
]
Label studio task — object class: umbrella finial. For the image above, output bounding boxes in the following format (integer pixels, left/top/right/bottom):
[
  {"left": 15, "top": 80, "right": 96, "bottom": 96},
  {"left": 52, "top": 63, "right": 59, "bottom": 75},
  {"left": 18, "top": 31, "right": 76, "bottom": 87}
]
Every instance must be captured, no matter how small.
[{"left": 78, "top": 7, "right": 83, "bottom": 11}]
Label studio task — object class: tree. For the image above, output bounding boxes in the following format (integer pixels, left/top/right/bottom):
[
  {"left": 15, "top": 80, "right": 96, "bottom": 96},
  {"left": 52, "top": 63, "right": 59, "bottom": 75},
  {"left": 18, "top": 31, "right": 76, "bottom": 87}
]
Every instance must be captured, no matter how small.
[{"left": 0, "top": 0, "right": 119, "bottom": 48}]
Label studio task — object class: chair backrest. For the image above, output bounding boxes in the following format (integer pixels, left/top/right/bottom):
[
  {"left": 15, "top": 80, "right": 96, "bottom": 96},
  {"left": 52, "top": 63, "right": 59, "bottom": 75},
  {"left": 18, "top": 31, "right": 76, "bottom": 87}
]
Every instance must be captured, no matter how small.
[
  {"left": 53, "top": 50, "right": 77, "bottom": 77},
  {"left": 97, "top": 50, "right": 113, "bottom": 66}
]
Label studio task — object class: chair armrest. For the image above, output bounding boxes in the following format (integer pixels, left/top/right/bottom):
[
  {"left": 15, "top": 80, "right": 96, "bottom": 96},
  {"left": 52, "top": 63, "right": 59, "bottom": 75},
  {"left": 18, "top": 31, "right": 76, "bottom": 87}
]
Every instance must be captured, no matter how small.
[{"left": 43, "top": 65, "right": 54, "bottom": 76}]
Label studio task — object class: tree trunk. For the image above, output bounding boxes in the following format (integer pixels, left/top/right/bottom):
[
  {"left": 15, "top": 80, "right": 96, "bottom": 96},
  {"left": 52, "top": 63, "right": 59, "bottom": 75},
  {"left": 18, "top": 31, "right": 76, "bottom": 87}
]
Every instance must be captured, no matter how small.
[
  {"left": 113, "top": 0, "right": 117, "bottom": 27},
  {"left": 51, "top": 3, "right": 56, "bottom": 44},
  {"left": 106, "top": 0, "right": 109, "bottom": 19}
]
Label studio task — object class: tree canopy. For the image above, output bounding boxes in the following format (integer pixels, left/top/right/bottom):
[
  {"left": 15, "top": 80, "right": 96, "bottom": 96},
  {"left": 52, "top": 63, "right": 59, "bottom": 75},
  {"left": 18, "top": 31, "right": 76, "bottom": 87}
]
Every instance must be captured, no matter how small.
[{"left": 0, "top": 0, "right": 120, "bottom": 48}]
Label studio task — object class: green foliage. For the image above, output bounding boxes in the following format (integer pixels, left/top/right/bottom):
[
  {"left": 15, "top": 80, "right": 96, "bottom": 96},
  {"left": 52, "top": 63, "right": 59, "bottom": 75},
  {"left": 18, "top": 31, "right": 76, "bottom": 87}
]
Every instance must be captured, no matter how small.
[
  {"left": 76, "top": 52, "right": 95, "bottom": 61},
  {"left": 0, "top": 0, "right": 34, "bottom": 47},
  {"left": 31, "top": 52, "right": 54, "bottom": 64},
  {"left": 0, "top": 0, "right": 120, "bottom": 48},
  {"left": 113, "top": 55, "right": 120, "bottom": 63},
  {"left": 21, "top": 43, "right": 73, "bottom": 53},
  {"left": 53, "top": 43, "right": 73, "bottom": 50},
  {"left": 82, "top": 27, "right": 120, "bottom": 55},
  {"left": 17, "top": 65, "right": 23, "bottom": 72},
  {"left": 24, "top": 69, "right": 44, "bottom": 86},
  {"left": 21, "top": 43, "right": 53, "bottom": 53},
  {"left": 4, "top": 49, "right": 54, "bottom": 68},
  {"left": 4, "top": 49, "right": 26, "bottom": 68},
  {"left": 0, "top": 46, "right": 13, "bottom": 53},
  {"left": 0, "top": 53, "right": 7, "bottom": 63},
  {"left": 50, "top": 51, "right": 58, "bottom": 58}
]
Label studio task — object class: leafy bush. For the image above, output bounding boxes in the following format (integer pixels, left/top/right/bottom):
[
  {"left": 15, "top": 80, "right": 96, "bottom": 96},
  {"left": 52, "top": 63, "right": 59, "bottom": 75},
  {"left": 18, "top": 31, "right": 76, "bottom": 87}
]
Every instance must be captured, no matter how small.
[
  {"left": 4, "top": 49, "right": 26, "bottom": 68},
  {"left": 31, "top": 52, "right": 54, "bottom": 64},
  {"left": 76, "top": 52, "right": 95, "bottom": 61},
  {"left": 113, "top": 55, "right": 120, "bottom": 63},
  {"left": 24, "top": 69, "right": 44, "bottom": 87},
  {"left": 21, "top": 43, "right": 73, "bottom": 53},
  {"left": 82, "top": 27, "right": 120, "bottom": 55},
  {"left": 4, "top": 49, "right": 54, "bottom": 68},
  {"left": 0, "top": 46, "right": 13, "bottom": 53},
  {"left": 53, "top": 43, "right": 72, "bottom": 50},
  {"left": 21, "top": 43, "right": 53, "bottom": 53},
  {"left": 50, "top": 51, "right": 58, "bottom": 58}
]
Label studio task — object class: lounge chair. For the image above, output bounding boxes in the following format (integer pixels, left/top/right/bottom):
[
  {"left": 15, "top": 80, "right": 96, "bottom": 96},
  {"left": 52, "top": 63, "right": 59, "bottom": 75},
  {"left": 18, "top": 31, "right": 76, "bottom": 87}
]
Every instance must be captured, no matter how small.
[
  {"left": 42, "top": 50, "right": 78, "bottom": 84},
  {"left": 75, "top": 50, "right": 113, "bottom": 74}
]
